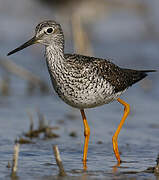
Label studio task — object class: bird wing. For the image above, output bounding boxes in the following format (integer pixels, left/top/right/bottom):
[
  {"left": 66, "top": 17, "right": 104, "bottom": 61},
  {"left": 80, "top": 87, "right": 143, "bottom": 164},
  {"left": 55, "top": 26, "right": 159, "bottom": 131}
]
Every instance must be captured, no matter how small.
[{"left": 65, "top": 54, "right": 153, "bottom": 93}]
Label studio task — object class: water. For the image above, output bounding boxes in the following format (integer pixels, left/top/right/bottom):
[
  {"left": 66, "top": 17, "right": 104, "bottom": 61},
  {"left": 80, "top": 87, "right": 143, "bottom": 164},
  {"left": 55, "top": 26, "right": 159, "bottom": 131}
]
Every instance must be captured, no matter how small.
[{"left": 0, "top": 0, "right": 159, "bottom": 179}]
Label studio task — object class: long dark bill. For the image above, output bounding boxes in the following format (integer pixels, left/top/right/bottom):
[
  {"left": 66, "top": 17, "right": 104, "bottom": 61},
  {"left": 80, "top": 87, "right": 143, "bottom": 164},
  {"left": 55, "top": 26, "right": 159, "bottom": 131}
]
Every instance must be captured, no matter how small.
[{"left": 7, "top": 36, "right": 37, "bottom": 56}]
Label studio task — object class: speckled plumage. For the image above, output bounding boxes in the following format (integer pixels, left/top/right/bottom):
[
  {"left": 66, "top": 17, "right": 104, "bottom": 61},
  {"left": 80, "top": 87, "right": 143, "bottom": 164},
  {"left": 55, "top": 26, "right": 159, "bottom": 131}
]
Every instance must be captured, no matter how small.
[
  {"left": 45, "top": 43, "right": 151, "bottom": 109},
  {"left": 8, "top": 20, "right": 155, "bottom": 109},
  {"left": 36, "top": 20, "right": 155, "bottom": 109}
]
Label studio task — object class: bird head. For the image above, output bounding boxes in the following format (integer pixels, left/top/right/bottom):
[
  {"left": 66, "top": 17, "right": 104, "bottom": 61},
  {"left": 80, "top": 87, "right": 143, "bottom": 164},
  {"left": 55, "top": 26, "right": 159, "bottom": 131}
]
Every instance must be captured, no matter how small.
[{"left": 7, "top": 20, "right": 64, "bottom": 56}]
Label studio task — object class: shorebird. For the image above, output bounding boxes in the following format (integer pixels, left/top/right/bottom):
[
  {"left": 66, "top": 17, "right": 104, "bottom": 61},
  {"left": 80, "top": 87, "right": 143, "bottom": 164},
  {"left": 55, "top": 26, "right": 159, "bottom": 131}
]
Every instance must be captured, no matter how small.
[{"left": 8, "top": 20, "right": 155, "bottom": 168}]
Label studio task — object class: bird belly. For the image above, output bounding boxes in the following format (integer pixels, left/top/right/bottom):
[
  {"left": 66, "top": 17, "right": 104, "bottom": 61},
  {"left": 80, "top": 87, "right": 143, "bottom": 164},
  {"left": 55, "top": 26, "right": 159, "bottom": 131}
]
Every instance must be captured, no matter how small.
[
  {"left": 61, "top": 92, "right": 124, "bottom": 109},
  {"left": 55, "top": 79, "right": 125, "bottom": 109}
]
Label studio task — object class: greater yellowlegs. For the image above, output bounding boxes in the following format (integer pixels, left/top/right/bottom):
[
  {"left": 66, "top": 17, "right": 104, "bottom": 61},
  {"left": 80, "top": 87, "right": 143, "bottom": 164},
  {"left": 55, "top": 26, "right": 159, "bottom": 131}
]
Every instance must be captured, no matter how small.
[{"left": 8, "top": 20, "right": 156, "bottom": 168}]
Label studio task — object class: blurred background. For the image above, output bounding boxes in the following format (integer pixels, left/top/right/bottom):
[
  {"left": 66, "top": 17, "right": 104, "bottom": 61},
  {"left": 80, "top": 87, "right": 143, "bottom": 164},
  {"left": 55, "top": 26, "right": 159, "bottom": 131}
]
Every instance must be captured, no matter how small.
[{"left": 0, "top": 0, "right": 159, "bottom": 179}]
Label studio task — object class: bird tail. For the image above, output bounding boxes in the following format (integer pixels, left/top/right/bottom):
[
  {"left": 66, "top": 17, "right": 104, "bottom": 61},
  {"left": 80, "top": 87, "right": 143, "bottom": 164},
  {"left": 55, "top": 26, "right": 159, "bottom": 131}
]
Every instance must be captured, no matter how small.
[
  {"left": 139, "top": 70, "right": 157, "bottom": 73},
  {"left": 123, "top": 69, "right": 156, "bottom": 86}
]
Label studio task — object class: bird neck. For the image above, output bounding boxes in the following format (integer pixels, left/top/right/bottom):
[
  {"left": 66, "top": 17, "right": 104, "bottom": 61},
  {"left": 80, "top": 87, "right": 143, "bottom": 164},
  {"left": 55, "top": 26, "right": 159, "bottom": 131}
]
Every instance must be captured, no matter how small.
[
  {"left": 45, "top": 44, "right": 67, "bottom": 91},
  {"left": 45, "top": 43, "right": 65, "bottom": 64},
  {"left": 45, "top": 43, "right": 66, "bottom": 80}
]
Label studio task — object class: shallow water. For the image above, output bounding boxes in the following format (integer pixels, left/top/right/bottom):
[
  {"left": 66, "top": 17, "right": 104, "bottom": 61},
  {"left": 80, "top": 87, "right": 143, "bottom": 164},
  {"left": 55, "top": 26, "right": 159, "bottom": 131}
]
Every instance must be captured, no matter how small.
[{"left": 0, "top": 0, "right": 159, "bottom": 179}]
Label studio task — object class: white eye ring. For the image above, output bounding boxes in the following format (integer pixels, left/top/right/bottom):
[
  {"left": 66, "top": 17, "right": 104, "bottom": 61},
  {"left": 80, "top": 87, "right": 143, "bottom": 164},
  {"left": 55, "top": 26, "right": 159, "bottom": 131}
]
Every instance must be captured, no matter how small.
[{"left": 46, "top": 28, "right": 53, "bottom": 34}]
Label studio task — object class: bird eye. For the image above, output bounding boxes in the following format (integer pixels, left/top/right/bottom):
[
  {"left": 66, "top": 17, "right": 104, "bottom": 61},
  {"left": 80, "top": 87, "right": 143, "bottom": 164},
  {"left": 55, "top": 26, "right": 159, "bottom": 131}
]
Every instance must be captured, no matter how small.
[{"left": 46, "top": 28, "right": 53, "bottom": 34}]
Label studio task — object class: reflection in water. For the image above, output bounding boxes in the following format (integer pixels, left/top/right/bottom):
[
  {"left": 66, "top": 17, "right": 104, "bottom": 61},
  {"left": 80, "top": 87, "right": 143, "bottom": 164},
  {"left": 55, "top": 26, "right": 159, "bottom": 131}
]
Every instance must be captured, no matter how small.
[
  {"left": 112, "top": 162, "right": 121, "bottom": 174},
  {"left": 83, "top": 161, "right": 87, "bottom": 171}
]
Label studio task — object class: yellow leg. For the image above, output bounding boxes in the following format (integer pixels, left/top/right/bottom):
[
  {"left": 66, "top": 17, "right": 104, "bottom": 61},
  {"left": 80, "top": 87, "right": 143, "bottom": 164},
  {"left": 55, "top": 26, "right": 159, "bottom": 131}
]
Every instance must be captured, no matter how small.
[
  {"left": 112, "top": 98, "right": 130, "bottom": 163},
  {"left": 80, "top": 109, "right": 90, "bottom": 165}
]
